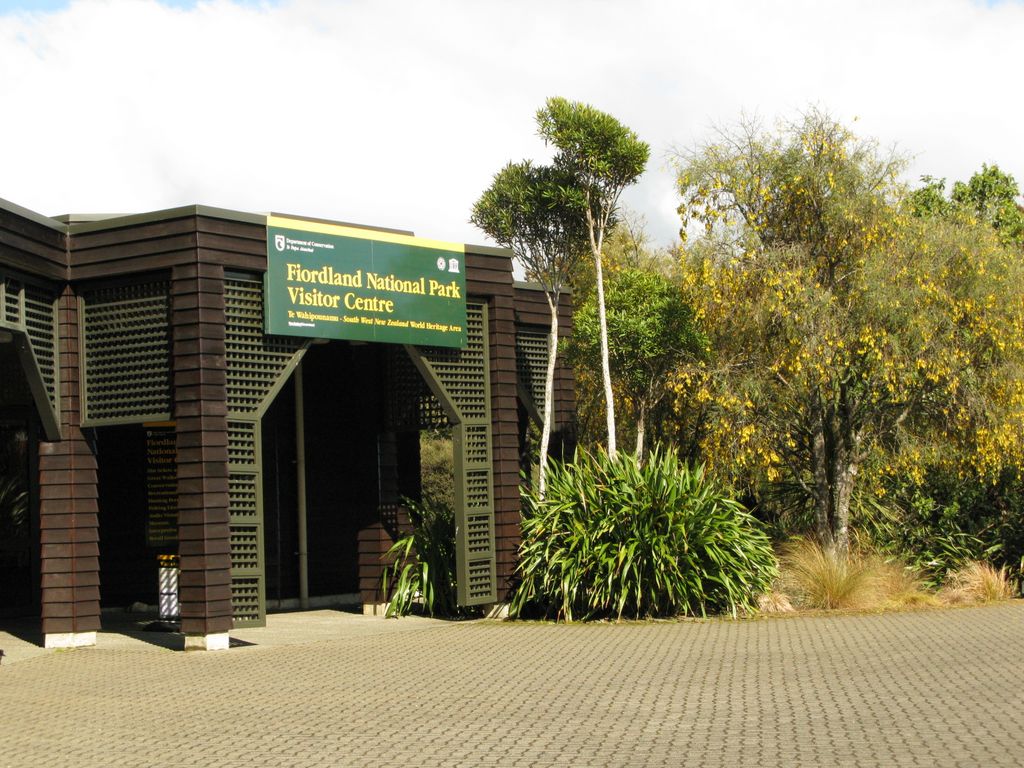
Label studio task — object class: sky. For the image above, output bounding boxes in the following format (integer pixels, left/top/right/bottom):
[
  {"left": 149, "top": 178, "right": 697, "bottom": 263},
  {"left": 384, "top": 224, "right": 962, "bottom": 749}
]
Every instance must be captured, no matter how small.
[{"left": 0, "top": 0, "right": 1021, "bottom": 248}]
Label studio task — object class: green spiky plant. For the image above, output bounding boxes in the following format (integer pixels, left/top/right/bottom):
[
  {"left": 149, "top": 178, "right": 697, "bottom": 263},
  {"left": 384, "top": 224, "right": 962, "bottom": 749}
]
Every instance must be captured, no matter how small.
[
  {"left": 0, "top": 476, "right": 28, "bottom": 538},
  {"left": 511, "top": 446, "right": 778, "bottom": 621},
  {"left": 381, "top": 498, "right": 469, "bottom": 619}
]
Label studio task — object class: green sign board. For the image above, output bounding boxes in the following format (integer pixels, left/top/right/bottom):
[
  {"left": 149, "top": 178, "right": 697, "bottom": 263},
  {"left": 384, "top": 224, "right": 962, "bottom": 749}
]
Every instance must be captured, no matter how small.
[{"left": 265, "top": 215, "right": 467, "bottom": 348}]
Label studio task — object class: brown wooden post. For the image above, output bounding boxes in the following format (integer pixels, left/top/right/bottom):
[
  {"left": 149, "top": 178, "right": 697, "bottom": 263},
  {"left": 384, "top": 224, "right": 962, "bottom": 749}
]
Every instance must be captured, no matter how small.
[
  {"left": 488, "top": 289, "right": 521, "bottom": 603},
  {"left": 172, "top": 263, "right": 232, "bottom": 650},
  {"left": 38, "top": 285, "right": 100, "bottom": 647},
  {"left": 463, "top": 247, "right": 520, "bottom": 607}
]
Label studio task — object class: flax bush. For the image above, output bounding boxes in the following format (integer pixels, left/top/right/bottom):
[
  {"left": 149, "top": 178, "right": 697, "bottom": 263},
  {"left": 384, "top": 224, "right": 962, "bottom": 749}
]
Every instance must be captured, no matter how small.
[
  {"left": 510, "top": 446, "right": 778, "bottom": 620},
  {"left": 382, "top": 498, "right": 460, "bottom": 618}
]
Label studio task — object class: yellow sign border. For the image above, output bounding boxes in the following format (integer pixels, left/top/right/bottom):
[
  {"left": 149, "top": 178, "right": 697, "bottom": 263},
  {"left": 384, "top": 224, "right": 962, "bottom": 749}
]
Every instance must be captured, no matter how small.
[{"left": 267, "top": 215, "right": 465, "bottom": 254}]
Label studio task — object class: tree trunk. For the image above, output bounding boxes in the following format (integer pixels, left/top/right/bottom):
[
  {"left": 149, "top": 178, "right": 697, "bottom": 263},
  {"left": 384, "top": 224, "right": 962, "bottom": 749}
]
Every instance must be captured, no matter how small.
[
  {"left": 810, "top": 403, "right": 832, "bottom": 546},
  {"left": 537, "top": 294, "right": 560, "bottom": 498},
  {"left": 809, "top": 399, "right": 854, "bottom": 555},
  {"left": 831, "top": 459, "right": 855, "bottom": 556},
  {"left": 591, "top": 222, "right": 616, "bottom": 458},
  {"left": 634, "top": 401, "right": 647, "bottom": 464}
]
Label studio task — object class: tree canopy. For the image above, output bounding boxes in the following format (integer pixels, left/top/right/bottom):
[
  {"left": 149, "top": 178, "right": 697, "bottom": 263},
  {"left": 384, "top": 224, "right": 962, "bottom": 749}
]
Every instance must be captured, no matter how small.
[
  {"left": 908, "top": 164, "right": 1024, "bottom": 249},
  {"left": 674, "top": 111, "right": 1024, "bottom": 552},
  {"left": 566, "top": 267, "right": 705, "bottom": 460},
  {"left": 471, "top": 159, "right": 589, "bottom": 496},
  {"left": 471, "top": 160, "right": 588, "bottom": 296}
]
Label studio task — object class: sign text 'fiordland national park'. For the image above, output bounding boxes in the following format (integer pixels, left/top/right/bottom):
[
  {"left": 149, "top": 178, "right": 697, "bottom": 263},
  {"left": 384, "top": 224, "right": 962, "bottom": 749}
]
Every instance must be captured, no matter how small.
[{"left": 265, "top": 215, "right": 467, "bottom": 348}]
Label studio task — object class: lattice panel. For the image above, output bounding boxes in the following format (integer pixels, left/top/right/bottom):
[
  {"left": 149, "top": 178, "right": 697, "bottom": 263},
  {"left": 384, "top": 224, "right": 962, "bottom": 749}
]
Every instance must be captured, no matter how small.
[
  {"left": 229, "top": 472, "right": 259, "bottom": 520},
  {"left": 466, "top": 560, "right": 495, "bottom": 603},
  {"left": 1, "top": 278, "right": 18, "bottom": 325},
  {"left": 22, "top": 285, "right": 58, "bottom": 412},
  {"left": 0, "top": 275, "right": 60, "bottom": 430},
  {"left": 223, "top": 276, "right": 306, "bottom": 627},
  {"left": 466, "top": 513, "right": 493, "bottom": 555},
  {"left": 385, "top": 345, "right": 449, "bottom": 430},
  {"left": 421, "top": 304, "right": 487, "bottom": 420},
  {"left": 464, "top": 424, "right": 489, "bottom": 465},
  {"left": 414, "top": 301, "right": 496, "bottom": 606},
  {"left": 227, "top": 412, "right": 265, "bottom": 627},
  {"left": 230, "top": 526, "right": 261, "bottom": 571},
  {"left": 228, "top": 421, "right": 258, "bottom": 466},
  {"left": 81, "top": 281, "right": 172, "bottom": 424},
  {"left": 516, "top": 330, "right": 548, "bottom": 412},
  {"left": 231, "top": 578, "right": 262, "bottom": 624},
  {"left": 465, "top": 469, "right": 490, "bottom": 509},
  {"left": 224, "top": 277, "right": 304, "bottom": 414}
]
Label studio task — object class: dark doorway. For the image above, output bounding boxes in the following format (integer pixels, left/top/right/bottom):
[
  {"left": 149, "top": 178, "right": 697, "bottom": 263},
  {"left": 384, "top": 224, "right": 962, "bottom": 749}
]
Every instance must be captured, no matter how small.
[
  {"left": 261, "top": 341, "right": 388, "bottom": 603},
  {"left": 95, "top": 424, "right": 167, "bottom": 609}
]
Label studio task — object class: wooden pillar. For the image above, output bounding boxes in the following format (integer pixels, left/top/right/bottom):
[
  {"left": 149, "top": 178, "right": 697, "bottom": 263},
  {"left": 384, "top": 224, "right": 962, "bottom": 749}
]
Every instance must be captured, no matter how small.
[
  {"left": 487, "top": 289, "right": 522, "bottom": 602},
  {"left": 172, "top": 263, "right": 232, "bottom": 649},
  {"left": 39, "top": 285, "right": 100, "bottom": 647}
]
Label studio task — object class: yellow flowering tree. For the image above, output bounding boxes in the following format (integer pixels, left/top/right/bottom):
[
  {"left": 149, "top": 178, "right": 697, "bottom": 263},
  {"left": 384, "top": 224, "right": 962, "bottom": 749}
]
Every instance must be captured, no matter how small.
[{"left": 674, "top": 111, "right": 1024, "bottom": 553}]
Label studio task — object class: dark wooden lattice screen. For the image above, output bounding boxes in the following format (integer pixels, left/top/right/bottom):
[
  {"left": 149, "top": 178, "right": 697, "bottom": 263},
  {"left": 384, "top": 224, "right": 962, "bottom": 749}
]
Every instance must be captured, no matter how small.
[
  {"left": 224, "top": 275, "right": 307, "bottom": 627},
  {"left": 515, "top": 329, "right": 548, "bottom": 424},
  {"left": 80, "top": 281, "right": 172, "bottom": 425},
  {"left": 385, "top": 345, "right": 450, "bottom": 432},
  {"left": 0, "top": 273, "right": 61, "bottom": 437},
  {"left": 407, "top": 302, "right": 496, "bottom": 606}
]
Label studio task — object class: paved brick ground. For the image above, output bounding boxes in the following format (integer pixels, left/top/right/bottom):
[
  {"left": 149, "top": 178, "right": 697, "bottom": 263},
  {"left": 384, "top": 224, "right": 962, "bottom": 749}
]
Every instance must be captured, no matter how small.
[{"left": 1, "top": 603, "right": 1023, "bottom": 767}]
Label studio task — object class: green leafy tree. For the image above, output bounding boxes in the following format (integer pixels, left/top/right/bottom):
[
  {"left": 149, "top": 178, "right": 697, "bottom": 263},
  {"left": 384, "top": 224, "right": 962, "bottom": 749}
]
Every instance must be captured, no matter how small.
[
  {"left": 910, "top": 164, "right": 1024, "bottom": 249},
  {"left": 906, "top": 175, "right": 952, "bottom": 219},
  {"left": 566, "top": 268, "right": 706, "bottom": 460},
  {"left": 471, "top": 160, "right": 588, "bottom": 495},
  {"left": 675, "top": 110, "right": 1024, "bottom": 553},
  {"left": 537, "top": 97, "right": 649, "bottom": 458}
]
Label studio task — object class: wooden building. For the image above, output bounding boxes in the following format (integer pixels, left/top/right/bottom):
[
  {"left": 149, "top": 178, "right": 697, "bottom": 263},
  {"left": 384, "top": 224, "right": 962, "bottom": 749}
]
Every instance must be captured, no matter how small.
[{"left": 0, "top": 198, "right": 572, "bottom": 651}]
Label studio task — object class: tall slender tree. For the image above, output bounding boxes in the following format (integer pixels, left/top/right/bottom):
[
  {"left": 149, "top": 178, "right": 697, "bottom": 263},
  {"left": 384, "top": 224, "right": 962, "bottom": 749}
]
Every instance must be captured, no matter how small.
[
  {"left": 536, "top": 97, "right": 649, "bottom": 458},
  {"left": 471, "top": 160, "right": 588, "bottom": 495}
]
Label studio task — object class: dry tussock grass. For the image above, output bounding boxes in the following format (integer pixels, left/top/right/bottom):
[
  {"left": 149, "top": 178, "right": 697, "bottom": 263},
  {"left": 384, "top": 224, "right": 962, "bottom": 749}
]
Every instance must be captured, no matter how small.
[
  {"left": 776, "top": 539, "right": 935, "bottom": 612},
  {"left": 872, "top": 560, "right": 940, "bottom": 609},
  {"left": 756, "top": 591, "right": 795, "bottom": 614},
  {"left": 941, "top": 561, "right": 1014, "bottom": 604}
]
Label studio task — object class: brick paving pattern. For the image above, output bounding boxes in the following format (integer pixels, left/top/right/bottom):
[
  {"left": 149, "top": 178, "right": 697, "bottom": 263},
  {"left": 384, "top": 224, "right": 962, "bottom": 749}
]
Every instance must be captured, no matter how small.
[{"left": 1, "top": 603, "right": 1023, "bottom": 767}]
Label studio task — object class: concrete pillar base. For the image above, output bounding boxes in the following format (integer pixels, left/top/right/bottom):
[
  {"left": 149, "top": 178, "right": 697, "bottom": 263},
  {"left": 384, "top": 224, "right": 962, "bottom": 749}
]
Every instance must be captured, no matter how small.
[
  {"left": 44, "top": 631, "right": 97, "bottom": 649},
  {"left": 362, "top": 602, "right": 389, "bottom": 617},
  {"left": 184, "top": 632, "right": 230, "bottom": 651}
]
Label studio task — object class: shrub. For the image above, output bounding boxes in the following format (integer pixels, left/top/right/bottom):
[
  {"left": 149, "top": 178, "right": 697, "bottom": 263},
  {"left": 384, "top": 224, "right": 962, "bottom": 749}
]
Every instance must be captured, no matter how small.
[
  {"left": 382, "top": 498, "right": 462, "bottom": 618},
  {"left": 420, "top": 429, "right": 455, "bottom": 513},
  {"left": 941, "top": 561, "right": 1015, "bottom": 604},
  {"left": 865, "top": 468, "right": 1024, "bottom": 591},
  {"left": 510, "top": 446, "right": 778, "bottom": 621}
]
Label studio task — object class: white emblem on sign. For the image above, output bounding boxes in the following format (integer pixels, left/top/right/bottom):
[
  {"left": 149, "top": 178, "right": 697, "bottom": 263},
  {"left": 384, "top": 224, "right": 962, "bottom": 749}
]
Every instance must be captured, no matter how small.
[
  {"left": 448, "top": 258, "right": 460, "bottom": 274},
  {"left": 436, "top": 256, "right": 446, "bottom": 271},
  {"left": 274, "top": 234, "right": 286, "bottom": 252}
]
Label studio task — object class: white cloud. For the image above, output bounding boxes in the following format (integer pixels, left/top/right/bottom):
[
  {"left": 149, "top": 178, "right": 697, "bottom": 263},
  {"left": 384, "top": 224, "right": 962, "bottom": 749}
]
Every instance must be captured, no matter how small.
[{"left": 0, "top": 0, "right": 1021, "bottom": 247}]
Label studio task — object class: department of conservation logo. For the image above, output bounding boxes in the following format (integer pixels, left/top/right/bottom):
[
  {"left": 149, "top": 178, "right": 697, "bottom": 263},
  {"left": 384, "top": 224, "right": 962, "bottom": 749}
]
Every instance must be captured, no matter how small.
[{"left": 274, "top": 234, "right": 286, "bottom": 252}]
